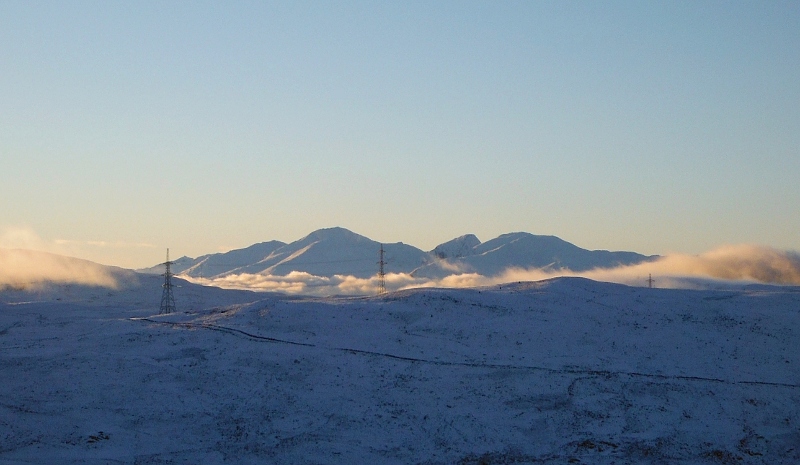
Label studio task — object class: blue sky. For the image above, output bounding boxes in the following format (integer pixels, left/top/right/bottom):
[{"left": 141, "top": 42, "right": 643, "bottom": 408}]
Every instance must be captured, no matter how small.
[{"left": 1, "top": 1, "right": 798, "bottom": 268}]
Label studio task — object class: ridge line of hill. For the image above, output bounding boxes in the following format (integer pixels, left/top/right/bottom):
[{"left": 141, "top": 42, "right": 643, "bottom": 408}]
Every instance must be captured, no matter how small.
[{"left": 137, "top": 227, "right": 657, "bottom": 279}]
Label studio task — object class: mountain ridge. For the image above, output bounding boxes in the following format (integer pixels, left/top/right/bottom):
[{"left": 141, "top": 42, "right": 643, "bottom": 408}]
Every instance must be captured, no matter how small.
[{"left": 139, "top": 227, "right": 658, "bottom": 279}]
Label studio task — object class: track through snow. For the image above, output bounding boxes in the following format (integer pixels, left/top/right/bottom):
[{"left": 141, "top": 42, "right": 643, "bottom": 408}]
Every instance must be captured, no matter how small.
[
  {"left": 135, "top": 317, "right": 800, "bottom": 391},
  {"left": 1, "top": 277, "right": 799, "bottom": 464}
]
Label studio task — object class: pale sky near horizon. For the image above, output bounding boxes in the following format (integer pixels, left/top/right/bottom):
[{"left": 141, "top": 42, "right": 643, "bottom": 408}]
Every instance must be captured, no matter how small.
[{"left": 1, "top": 1, "right": 798, "bottom": 269}]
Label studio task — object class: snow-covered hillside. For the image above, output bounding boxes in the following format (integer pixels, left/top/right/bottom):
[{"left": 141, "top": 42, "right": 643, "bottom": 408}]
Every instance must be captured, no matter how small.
[
  {"left": 431, "top": 234, "right": 481, "bottom": 259},
  {"left": 138, "top": 228, "right": 430, "bottom": 279},
  {"left": 1, "top": 276, "right": 798, "bottom": 463},
  {"left": 137, "top": 241, "right": 287, "bottom": 277},
  {"left": 235, "top": 227, "right": 428, "bottom": 279},
  {"left": 138, "top": 227, "right": 655, "bottom": 281},
  {"left": 415, "top": 232, "right": 658, "bottom": 279}
]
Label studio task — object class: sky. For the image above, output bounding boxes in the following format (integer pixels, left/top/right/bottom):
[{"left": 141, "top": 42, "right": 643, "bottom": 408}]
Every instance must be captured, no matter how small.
[{"left": 1, "top": 1, "right": 798, "bottom": 269}]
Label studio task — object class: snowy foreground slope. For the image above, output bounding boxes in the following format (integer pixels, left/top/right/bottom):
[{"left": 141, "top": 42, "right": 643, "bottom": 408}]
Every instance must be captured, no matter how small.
[{"left": 1, "top": 276, "right": 799, "bottom": 464}]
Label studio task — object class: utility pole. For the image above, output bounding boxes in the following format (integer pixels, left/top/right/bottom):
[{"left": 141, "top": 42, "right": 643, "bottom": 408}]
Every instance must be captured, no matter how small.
[
  {"left": 160, "top": 248, "right": 176, "bottom": 314},
  {"left": 377, "top": 244, "right": 386, "bottom": 295},
  {"left": 647, "top": 274, "right": 654, "bottom": 289}
]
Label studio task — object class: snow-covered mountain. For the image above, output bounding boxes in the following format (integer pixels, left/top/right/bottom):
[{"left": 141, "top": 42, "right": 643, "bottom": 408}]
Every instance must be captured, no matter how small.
[
  {"left": 431, "top": 233, "right": 482, "bottom": 259},
  {"left": 2, "top": 277, "right": 798, "bottom": 463},
  {"left": 137, "top": 241, "right": 287, "bottom": 277},
  {"left": 142, "top": 227, "right": 430, "bottom": 279},
  {"left": 136, "top": 254, "right": 201, "bottom": 275},
  {"left": 416, "top": 232, "right": 658, "bottom": 278},
  {"left": 140, "top": 227, "right": 655, "bottom": 279},
  {"left": 230, "top": 227, "right": 429, "bottom": 278}
]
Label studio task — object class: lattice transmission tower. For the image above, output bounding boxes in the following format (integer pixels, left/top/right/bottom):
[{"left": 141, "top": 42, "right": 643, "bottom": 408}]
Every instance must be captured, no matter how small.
[
  {"left": 160, "top": 248, "right": 176, "bottom": 314},
  {"left": 377, "top": 244, "right": 386, "bottom": 295}
]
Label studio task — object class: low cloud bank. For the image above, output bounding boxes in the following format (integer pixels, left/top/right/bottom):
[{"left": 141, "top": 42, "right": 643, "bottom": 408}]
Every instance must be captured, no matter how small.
[
  {"left": 1, "top": 226, "right": 156, "bottom": 270},
  {"left": 185, "top": 244, "right": 800, "bottom": 296},
  {"left": 494, "top": 244, "right": 800, "bottom": 289},
  {"left": 187, "top": 271, "right": 427, "bottom": 296},
  {"left": 0, "top": 248, "right": 119, "bottom": 290}
]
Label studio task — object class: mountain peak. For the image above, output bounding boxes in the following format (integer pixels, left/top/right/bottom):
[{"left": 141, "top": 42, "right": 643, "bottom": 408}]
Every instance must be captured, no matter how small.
[
  {"left": 432, "top": 234, "right": 481, "bottom": 259},
  {"left": 299, "top": 227, "right": 373, "bottom": 245}
]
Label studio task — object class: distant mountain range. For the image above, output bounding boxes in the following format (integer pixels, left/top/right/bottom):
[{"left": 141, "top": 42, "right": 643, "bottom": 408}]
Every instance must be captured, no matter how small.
[{"left": 139, "top": 227, "right": 658, "bottom": 279}]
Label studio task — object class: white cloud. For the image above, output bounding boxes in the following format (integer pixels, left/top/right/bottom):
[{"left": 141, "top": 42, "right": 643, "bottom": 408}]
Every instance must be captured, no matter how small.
[
  {"left": 0, "top": 248, "right": 119, "bottom": 290},
  {"left": 484, "top": 244, "right": 800, "bottom": 288},
  {"left": 0, "top": 226, "right": 49, "bottom": 250},
  {"left": 0, "top": 226, "right": 157, "bottom": 269}
]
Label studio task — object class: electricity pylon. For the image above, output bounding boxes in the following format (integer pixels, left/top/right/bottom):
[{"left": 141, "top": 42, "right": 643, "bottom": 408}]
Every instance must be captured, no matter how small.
[
  {"left": 160, "top": 248, "right": 176, "bottom": 314},
  {"left": 377, "top": 244, "right": 386, "bottom": 295}
]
